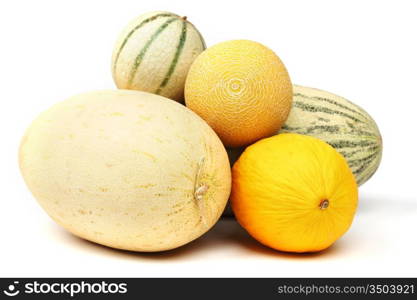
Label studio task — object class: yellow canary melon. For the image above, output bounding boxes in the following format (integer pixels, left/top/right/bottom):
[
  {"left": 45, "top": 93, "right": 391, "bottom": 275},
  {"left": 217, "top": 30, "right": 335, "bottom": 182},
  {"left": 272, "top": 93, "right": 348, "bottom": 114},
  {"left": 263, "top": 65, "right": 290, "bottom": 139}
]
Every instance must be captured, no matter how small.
[
  {"left": 231, "top": 133, "right": 358, "bottom": 253},
  {"left": 184, "top": 40, "right": 293, "bottom": 147},
  {"left": 19, "top": 90, "right": 231, "bottom": 252}
]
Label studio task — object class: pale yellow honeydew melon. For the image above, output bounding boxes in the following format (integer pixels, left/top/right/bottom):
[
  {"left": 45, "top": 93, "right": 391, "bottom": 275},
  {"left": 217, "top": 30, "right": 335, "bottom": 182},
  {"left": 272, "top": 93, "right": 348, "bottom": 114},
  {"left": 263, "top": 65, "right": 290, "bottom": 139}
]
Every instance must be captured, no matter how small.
[{"left": 19, "top": 90, "right": 231, "bottom": 252}]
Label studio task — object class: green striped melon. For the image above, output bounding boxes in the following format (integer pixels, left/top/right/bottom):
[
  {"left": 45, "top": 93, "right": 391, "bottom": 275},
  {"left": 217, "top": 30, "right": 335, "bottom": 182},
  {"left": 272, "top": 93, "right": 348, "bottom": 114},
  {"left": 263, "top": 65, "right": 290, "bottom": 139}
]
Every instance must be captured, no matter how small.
[
  {"left": 280, "top": 85, "right": 382, "bottom": 186},
  {"left": 112, "top": 11, "right": 206, "bottom": 102},
  {"left": 222, "top": 85, "right": 383, "bottom": 217}
]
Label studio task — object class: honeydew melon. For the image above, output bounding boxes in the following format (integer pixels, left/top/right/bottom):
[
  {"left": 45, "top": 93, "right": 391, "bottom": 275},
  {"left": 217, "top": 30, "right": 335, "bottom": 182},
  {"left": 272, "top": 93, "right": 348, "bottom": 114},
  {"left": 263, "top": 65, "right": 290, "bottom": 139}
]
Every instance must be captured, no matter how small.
[{"left": 19, "top": 90, "right": 231, "bottom": 251}]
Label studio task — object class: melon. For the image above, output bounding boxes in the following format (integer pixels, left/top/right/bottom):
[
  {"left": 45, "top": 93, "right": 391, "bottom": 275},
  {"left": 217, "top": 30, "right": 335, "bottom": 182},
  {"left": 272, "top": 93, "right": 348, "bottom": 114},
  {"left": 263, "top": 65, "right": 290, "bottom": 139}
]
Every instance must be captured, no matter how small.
[
  {"left": 231, "top": 133, "right": 358, "bottom": 253},
  {"left": 184, "top": 40, "right": 293, "bottom": 147},
  {"left": 224, "top": 85, "right": 382, "bottom": 186},
  {"left": 281, "top": 85, "right": 382, "bottom": 186},
  {"left": 19, "top": 90, "right": 231, "bottom": 252},
  {"left": 112, "top": 11, "right": 206, "bottom": 102},
  {"left": 222, "top": 85, "right": 383, "bottom": 217}
]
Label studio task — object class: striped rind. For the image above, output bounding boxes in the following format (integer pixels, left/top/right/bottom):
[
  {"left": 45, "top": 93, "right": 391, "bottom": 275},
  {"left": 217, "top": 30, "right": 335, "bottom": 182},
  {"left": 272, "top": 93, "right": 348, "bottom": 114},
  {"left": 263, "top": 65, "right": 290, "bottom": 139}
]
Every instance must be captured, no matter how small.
[
  {"left": 280, "top": 85, "right": 382, "bottom": 186},
  {"left": 111, "top": 11, "right": 206, "bottom": 101},
  {"left": 155, "top": 20, "right": 187, "bottom": 94},
  {"left": 126, "top": 17, "right": 178, "bottom": 87},
  {"left": 112, "top": 12, "right": 174, "bottom": 74}
]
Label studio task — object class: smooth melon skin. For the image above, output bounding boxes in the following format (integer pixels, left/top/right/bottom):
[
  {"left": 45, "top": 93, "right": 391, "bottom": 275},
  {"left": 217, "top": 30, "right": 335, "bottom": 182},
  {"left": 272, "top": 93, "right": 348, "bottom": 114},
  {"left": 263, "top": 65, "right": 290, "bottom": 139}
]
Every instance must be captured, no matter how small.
[
  {"left": 19, "top": 90, "right": 231, "bottom": 252},
  {"left": 184, "top": 40, "right": 293, "bottom": 147},
  {"left": 112, "top": 11, "right": 206, "bottom": 102},
  {"left": 231, "top": 134, "right": 358, "bottom": 253}
]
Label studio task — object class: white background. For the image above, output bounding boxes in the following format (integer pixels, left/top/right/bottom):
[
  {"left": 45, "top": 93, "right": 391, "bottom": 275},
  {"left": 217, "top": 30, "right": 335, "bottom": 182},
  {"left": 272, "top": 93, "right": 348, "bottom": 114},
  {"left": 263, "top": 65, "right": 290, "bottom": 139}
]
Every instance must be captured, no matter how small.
[{"left": 1, "top": 0, "right": 416, "bottom": 277}]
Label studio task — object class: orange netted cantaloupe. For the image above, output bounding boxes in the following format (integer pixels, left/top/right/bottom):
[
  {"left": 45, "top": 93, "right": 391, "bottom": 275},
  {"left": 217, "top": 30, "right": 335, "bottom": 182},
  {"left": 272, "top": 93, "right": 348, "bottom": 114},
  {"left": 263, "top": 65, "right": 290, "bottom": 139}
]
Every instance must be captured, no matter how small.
[
  {"left": 184, "top": 40, "right": 292, "bottom": 147},
  {"left": 231, "top": 133, "right": 358, "bottom": 253}
]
